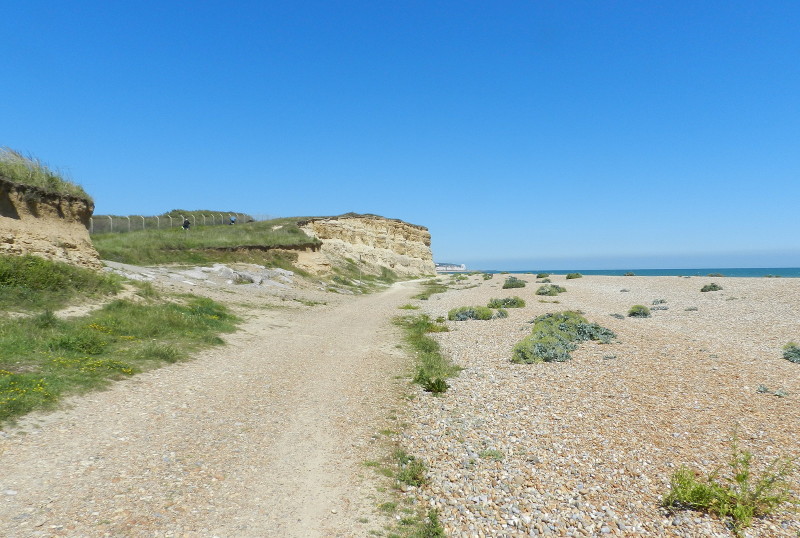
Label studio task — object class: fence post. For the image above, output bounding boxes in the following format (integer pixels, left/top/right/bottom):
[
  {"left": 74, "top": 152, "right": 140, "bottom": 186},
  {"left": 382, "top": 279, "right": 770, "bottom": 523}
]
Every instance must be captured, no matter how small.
[
  {"left": 202, "top": 214, "right": 206, "bottom": 226},
  {"left": 126, "top": 216, "right": 131, "bottom": 232},
  {"left": 168, "top": 215, "right": 173, "bottom": 228},
  {"left": 155, "top": 216, "right": 160, "bottom": 229},
  {"left": 140, "top": 216, "right": 145, "bottom": 230},
  {"left": 108, "top": 215, "right": 113, "bottom": 233}
]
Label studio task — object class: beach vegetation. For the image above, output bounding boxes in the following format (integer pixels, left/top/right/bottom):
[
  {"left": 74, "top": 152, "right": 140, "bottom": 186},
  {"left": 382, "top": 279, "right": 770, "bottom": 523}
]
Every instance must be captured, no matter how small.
[
  {"left": 624, "top": 272, "right": 635, "bottom": 276},
  {"left": 0, "top": 147, "right": 91, "bottom": 200},
  {"left": 394, "top": 315, "right": 460, "bottom": 394},
  {"left": 501, "top": 276, "right": 526, "bottom": 289},
  {"left": 701, "top": 283, "right": 723, "bottom": 292},
  {"left": 447, "top": 306, "right": 507, "bottom": 321},
  {"left": 628, "top": 305, "right": 651, "bottom": 318},
  {"left": 536, "top": 273, "right": 549, "bottom": 278},
  {"left": 565, "top": 272, "right": 583, "bottom": 279},
  {"left": 0, "top": 254, "right": 123, "bottom": 312},
  {"left": 412, "top": 279, "right": 449, "bottom": 300},
  {"left": 535, "top": 284, "right": 566, "bottom": 296},
  {"left": 482, "top": 273, "right": 493, "bottom": 280},
  {"left": 0, "top": 296, "right": 238, "bottom": 424},
  {"left": 652, "top": 299, "right": 667, "bottom": 305},
  {"left": 685, "top": 306, "right": 699, "bottom": 311},
  {"left": 511, "top": 311, "right": 616, "bottom": 364},
  {"left": 782, "top": 342, "right": 800, "bottom": 364},
  {"left": 662, "top": 436, "right": 796, "bottom": 536},
  {"left": 487, "top": 296, "right": 525, "bottom": 308},
  {"left": 537, "top": 278, "right": 552, "bottom": 283}
]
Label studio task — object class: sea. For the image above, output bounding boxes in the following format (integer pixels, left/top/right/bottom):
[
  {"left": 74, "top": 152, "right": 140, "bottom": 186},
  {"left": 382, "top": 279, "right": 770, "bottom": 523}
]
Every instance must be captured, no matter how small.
[{"left": 480, "top": 268, "right": 800, "bottom": 278}]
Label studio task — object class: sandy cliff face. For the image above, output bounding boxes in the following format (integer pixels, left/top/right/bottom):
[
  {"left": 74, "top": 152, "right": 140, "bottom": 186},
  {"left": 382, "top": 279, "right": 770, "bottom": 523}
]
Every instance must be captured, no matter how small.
[
  {"left": 299, "top": 214, "right": 435, "bottom": 276},
  {"left": 0, "top": 177, "right": 102, "bottom": 270}
]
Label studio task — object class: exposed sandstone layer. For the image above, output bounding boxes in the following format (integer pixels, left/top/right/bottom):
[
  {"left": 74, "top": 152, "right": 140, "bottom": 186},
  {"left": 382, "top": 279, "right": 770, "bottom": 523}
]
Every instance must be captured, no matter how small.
[
  {"left": 298, "top": 213, "right": 435, "bottom": 276},
  {"left": 0, "top": 176, "right": 101, "bottom": 270}
]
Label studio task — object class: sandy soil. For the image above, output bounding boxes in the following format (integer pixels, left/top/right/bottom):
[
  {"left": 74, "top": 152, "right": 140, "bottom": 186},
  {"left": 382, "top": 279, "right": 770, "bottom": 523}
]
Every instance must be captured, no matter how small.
[{"left": 0, "top": 268, "right": 419, "bottom": 537}]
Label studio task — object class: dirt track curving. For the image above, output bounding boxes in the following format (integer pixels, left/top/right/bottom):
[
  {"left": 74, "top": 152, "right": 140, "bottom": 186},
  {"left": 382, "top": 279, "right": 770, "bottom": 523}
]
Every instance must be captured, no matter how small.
[{"left": 0, "top": 280, "right": 419, "bottom": 537}]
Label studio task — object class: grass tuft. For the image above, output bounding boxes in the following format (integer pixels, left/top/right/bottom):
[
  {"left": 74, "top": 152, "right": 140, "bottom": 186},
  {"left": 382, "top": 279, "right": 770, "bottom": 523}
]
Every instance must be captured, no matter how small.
[
  {"left": 0, "top": 147, "right": 91, "bottom": 200},
  {"left": 394, "top": 315, "right": 459, "bottom": 394}
]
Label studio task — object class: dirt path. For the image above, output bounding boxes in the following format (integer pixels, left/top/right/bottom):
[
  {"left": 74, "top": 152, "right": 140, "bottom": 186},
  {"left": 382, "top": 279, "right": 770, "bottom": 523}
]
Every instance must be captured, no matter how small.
[{"left": 0, "top": 281, "right": 419, "bottom": 537}]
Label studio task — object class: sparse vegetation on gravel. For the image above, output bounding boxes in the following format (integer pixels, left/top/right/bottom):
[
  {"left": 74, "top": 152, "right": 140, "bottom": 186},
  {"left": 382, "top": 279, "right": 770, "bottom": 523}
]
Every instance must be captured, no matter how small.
[
  {"left": 0, "top": 296, "right": 238, "bottom": 424},
  {"left": 783, "top": 342, "right": 800, "bottom": 363},
  {"left": 536, "top": 273, "right": 549, "bottom": 278},
  {"left": 0, "top": 147, "right": 91, "bottom": 200},
  {"left": 662, "top": 437, "right": 796, "bottom": 536},
  {"left": 0, "top": 254, "right": 122, "bottom": 312},
  {"left": 395, "top": 314, "right": 459, "bottom": 394},
  {"left": 701, "top": 282, "right": 723, "bottom": 292},
  {"left": 535, "top": 284, "right": 566, "bottom": 296},
  {"left": 412, "top": 279, "right": 450, "bottom": 300},
  {"left": 628, "top": 304, "right": 651, "bottom": 318},
  {"left": 448, "top": 306, "right": 506, "bottom": 321},
  {"left": 487, "top": 296, "right": 525, "bottom": 308},
  {"left": 565, "top": 272, "right": 583, "bottom": 279},
  {"left": 511, "top": 311, "right": 616, "bottom": 364},
  {"left": 482, "top": 273, "right": 494, "bottom": 280},
  {"left": 502, "top": 276, "right": 526, "bottom": 289}
]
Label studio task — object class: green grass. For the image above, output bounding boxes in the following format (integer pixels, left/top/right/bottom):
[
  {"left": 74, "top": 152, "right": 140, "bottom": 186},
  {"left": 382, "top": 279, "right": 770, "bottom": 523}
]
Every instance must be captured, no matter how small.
[
  {"left": 662, "top": 437, "right": 796, "bottom": 536},
  {"left": 411, "top": 279, "right": 449, "bottom": 300},
  {"left": 394, "top": 315, "right": 459, "bottom": 394},
  {"left": 478, "top": 449, "right": 504, "bottom": 461},
  {"left": 92, "top": 217, "right": 320, "bottom": 267},
  {"left": 0, "top": 296, "right": 238, "bottom": 424},
  {"left": 0, "top": 255, "right": 123, "bottom": 312},
  {"left": 328, "top": 258, "right": 400, "bottom": 293},
  {"left": 512, "top": 311, "right": 616, "bottom": 364},
  {"left": 0, "top": 147, "right": 91, "bottom": 200}
]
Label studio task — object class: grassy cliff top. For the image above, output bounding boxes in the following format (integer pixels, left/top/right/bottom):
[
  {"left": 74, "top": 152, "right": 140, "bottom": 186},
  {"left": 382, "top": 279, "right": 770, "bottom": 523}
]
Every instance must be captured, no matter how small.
[{"left": 0, "top": 147, "right": 92, "bottom": 202}]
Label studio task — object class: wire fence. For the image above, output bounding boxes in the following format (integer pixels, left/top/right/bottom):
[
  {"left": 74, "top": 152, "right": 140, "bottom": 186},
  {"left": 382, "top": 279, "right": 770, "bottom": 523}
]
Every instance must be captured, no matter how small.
[{"left": 89, "top": 212, "right": 273, "bottom": 234}]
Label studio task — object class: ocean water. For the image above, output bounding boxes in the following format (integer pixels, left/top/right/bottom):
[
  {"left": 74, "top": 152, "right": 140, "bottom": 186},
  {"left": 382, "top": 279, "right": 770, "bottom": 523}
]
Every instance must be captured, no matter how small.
[{"left": 482, "top": 268, "right": 800, "bottom": 278}]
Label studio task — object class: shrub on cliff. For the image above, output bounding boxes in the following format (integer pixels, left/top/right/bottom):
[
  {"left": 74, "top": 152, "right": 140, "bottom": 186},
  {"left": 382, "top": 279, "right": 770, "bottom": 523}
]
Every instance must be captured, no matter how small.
[
  {"left": 0, "top": 147, "right": 91, "bottom": 201},
  {"left": 502, "top": 276, "right": 526, "bottom": 289},
  {"left": 535, "top": 284, "right": 566, "bottom": 296},
  {"left": 487, "top": 296, "right": 525, "bottom": 308},
  {"left": 511, "top": 311, "right": 615, "bottom": 364}
]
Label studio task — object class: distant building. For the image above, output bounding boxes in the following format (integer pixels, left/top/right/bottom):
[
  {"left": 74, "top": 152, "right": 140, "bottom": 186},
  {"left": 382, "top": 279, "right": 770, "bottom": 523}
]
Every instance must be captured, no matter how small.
[{"left": 435, "top": 262, "right": 467, "bottom": 273}]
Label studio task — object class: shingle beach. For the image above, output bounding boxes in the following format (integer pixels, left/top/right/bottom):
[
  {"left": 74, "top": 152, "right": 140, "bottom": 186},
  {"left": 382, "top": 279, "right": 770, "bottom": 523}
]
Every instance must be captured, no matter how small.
[{"left": 403, "top": 273, "right": 800, "bottom": 537}]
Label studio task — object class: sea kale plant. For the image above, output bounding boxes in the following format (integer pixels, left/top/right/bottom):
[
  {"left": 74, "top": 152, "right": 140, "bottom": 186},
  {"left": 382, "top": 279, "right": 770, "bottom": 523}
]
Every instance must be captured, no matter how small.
[
  {"left": 535, "top": 284, "right": 566, "bottom": 296},
  {"left": 783, "top": 342, "right": 800, "bottom": 364},
  {"left": 502, "top": 276, "right": 526, "bottom": 289},
  {"left": 565, "top": 272, "right": 583, "bottom": 279},
  {"left": 701, "top": 282, "right": 723, "bottom": 292},
  {"left": 448, "top": 306, "right": 507, "bottom": 321},
  {"left": 511, "top": 311, "right": 616, "bottom": 364},
  {"left": 487, "top": 296, "right": 525, "bottom": 308}
]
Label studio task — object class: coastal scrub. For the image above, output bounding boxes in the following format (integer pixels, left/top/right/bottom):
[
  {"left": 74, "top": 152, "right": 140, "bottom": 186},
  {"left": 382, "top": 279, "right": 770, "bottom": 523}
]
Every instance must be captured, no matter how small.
[{"left": 512, "top": 311, "right": 615, "bottom": 364}]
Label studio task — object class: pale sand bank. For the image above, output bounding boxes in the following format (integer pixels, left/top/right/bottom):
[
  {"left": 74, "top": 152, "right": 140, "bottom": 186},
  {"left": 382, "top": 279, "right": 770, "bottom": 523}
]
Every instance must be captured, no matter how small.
[{"left": 404, "top": 273, "right": 800, "bottom": 536}]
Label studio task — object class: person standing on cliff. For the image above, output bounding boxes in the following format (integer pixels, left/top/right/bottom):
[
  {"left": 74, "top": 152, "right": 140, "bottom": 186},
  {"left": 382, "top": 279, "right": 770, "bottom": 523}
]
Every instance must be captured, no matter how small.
[{"left": 182, "top": 218, "right": 191, "bottom": 230}]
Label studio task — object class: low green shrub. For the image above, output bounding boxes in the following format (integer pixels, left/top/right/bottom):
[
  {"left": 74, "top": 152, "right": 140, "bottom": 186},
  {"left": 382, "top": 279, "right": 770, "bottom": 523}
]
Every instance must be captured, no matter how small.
[
  {"left": 662, "top": 437, "right": 795, "bottom": 536},
  {"left": 487, "top": 296, "right": 525, "bottom": 308},
  {"left": 652, "top": 299, "right": 667, "bottom": 305},
  {"left": 783, "top": 342, "right": 800, "bottom": 364},
  {"left": 394, "top": 449, "right": 428, "bottom": 487},
  {"left": 448, "top": 306, "right": 494, "bottom": 321},
  {"left": 701, "top": 283, "right": 723, "bottom": 292},
  {"left": 537, "top": 278, "right": 552, "bottom": 283},
  {"left": 565, "top": 272, "right": 583, "bottom": 279},
  {"left": 482, "top": 273, "right": 494, "bottom": 280},
  {"left": 394, "top": 315, "right": 460, "bottom": 393},
  {"left": 536, "top": 273, "right": 549, "bottom": 278},
  {"left": 493, "top": 308, "right": 508, "bottom": 319},
  {"left": 535, "top": 284, "right": 566, "bottom": 296},
  {"left": 502, "top": 276, "right": 526, "bottom": 289},
  {"left": 628, "top": 305, "right": 651, "bottom": 318},
  {"left": 511, "top": 311, "right": 616, "bottom": 364}
]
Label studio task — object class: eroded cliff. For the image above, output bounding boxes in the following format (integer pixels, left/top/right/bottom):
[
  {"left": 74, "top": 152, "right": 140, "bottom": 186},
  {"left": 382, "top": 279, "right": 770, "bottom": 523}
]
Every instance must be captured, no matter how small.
[
  {"left": 0, "top": 176, "right": 102, "bottom": 269},
  {"left": 298, "top": 213, "right": 435, "bottom": 277}
]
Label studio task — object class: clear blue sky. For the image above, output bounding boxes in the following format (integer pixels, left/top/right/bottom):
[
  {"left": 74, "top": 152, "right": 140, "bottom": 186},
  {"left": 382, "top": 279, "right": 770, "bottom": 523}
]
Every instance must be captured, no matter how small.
[{"left": 4, "top": 1, "right": 799, "bottom": 269}]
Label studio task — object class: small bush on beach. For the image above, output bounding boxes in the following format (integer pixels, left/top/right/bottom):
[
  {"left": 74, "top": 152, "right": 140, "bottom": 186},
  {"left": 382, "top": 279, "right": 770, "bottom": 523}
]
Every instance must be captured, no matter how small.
[
  {"left": 565, "top": 272, "right": 582, "bottom": 279},
  {"left": 487, "top": 296, "right": 525, "bottom": 308},
  {"left": 448, "top": 306, "right": 507, "bottom": 321},
  {"left": 502, "top": 276, "right": 526, "bottom": 289},
  {"left": 535, "top": 284, "right": 566, "bottom": 296},
  {"left": 536, "top": 273, "right": 549, "bottom": 279},
  {"left": 511, "top": 311, "right": 616, "bottom": 364},
  {"left": 701, "top": 283, "right": 723, "bottom": 292},
  {"left": 652, "top": 299, "right": 667, "bottom": 305},
  {"left": 482, "top": 273, "right": 494, "bottom": 280},
  {"left": 783, "top": 342, "right": 800, "bottom": 364},
  {"left": 628, "top": 305, "right": 651, "bottom": 318},
  {"left": 537, "top": 278, "right": 552, "bottom": 283},
  {"left": 662, "top": 437, "right": 795, "bottom": 536}
]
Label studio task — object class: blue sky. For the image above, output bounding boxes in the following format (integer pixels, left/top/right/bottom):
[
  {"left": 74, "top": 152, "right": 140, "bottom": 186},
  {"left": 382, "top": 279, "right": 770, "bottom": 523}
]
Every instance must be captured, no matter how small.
[{"left": 4, "top": 1, "right": 799, "bottom": 269}]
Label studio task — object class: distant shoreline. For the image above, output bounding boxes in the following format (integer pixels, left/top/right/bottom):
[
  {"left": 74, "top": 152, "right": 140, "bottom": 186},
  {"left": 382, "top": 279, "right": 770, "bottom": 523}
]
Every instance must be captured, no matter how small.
[{"left": 478, "top": 267, "right": 800, "bottom": 278}]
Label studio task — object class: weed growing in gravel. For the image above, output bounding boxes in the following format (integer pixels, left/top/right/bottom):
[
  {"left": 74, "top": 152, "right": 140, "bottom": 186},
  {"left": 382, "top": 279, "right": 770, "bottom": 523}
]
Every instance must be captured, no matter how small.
[
  {"left": 537, "top": 278, "right": 552, "bottom": 283},
  {"left": 565, "top": 272, "right": 582, "bottom": 279},
  {"left": 399, "top": 304, "right": 420, "bottom": 310},
  {"left": 536, "top": 273, "right": 550, "bottom": 278},
  {"left": 394, "top": 449, "right": 428, "bottom": 487},
  {"left": 502, "top": 276, "right": 526, "bottom": 289},
  {"left": 394, "top": 315, "right": 459, "bottom": 394},
  {"left": 482, "top": 273, "right": 494, "bottom": 280},
  {"left": 662, "top": 436, "right": 796, "bottom": 536},
  {"left": 535, "top": 284, "right": 566, "bottom": 296},
  {"left": 511, "top": 311, "right": 616, "bottom": 364},
  {"left": 685, "top": 306, "right": 699, "bottom": 312},
  {"left": 628, "top": 305, "right": 651, "bottom": 318},
  {"left": 652, "top": 299, "right": 667, "bottom": 305},
  {"left": 487, "top": 296, "right": 525, "bottom": 308},
  {"left": 782, "top": 342, "right": 800, "bottom": 363},
  {"left": 412, "top": 279, "right": 449, "bottom": 300},
  {"left": 479, "top": 449, "right": 504, "bottom": 461},
  {"left": 447, "top": 306, "right": 506, "bottom": 321},
  {"left": 701, "top": 283, "right": 723, "bottom": 292}
]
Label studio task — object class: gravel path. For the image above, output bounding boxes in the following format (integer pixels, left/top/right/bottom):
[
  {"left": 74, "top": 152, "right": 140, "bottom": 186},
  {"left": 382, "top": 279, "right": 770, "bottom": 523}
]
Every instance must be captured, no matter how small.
[
  {"left": 0, "top": 281, "right": 418, "bottom": 537},
  {"left": 403, "top": 273, "right": 800, "bottom": 537}
]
